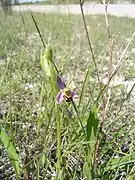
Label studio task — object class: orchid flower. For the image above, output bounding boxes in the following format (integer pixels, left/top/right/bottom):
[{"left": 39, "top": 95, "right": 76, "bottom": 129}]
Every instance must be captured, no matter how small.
[{"left": 56, "top": 75, "right": 76, "bottom": 104}]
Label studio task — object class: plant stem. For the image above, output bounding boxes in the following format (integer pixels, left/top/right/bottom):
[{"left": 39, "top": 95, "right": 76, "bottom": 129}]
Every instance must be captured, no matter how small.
[
  {"left": 9, "top": 55, "right": 13, "bottom": 138},
  {"left": 79, "top": 0, "right": 102, "bottom": 91},
  {"left": 56, "top": 104, "right": 61, "bottom": 170}
]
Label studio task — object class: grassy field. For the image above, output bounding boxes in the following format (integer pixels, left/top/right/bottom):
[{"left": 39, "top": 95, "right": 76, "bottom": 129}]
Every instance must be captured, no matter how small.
[
  {"left": 0, "top": 10, "right": 135, "bottom": 179},
  {"left": 20, "top": 0, "right": 101, "bottom": 5},
  {"left": 20, "top": 0, "right": 135, "bottom": 5}
]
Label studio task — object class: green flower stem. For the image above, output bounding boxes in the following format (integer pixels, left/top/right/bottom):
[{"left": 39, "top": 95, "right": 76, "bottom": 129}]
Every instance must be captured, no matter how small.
[
  {"left": 42, "top": 46, "right": 62, "bottom": 172},
  {"left": 50, "top": 65, "right": 61, "bottom": 171},
  {"left": 55, "top": 104, "right": 61, "bottom": 170},
  {"left": 9, "top": 57, "right": 13, "bottom": 138}
]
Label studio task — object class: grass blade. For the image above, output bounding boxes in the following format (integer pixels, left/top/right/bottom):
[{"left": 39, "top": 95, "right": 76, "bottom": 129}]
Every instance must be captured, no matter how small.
[
  {"left": 0, "top": 126, "right": 20, "bottom": 176},
  {"left": 87, "top": 104, "right": 98, "bottom": 144}
]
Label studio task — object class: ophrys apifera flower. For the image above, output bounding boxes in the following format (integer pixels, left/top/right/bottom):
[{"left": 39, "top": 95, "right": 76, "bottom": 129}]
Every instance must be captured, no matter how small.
[{"left": 56, "top": 75, "right": 76, "bottom": 104}]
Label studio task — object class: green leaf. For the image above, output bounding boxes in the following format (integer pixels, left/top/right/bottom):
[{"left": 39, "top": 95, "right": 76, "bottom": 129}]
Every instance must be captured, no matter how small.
[
  {"left": 40, "top": 49, "right": 51, "bottom": 77},
  {"left": 83, "top": 161, "right": 92, "bottom": 180},
  {"left": 87, "top": 104, "right": 98, "bottom": 142},
  {"left": 45, "top": 47, "right": 52, "bottom": 61},
  {"left": 78, "top": 70, "right": 90, "bottom": 107},
  {"left": 106, "top": 153, "right": 135, "bottom": 171},
  {"left": 41, "top": 154, "right": 46, "bottom": 168},
  {"left": 57, "top": 168, "right": 64, "bottom": 180},
  {"left": 40, "top": 47, "right": 57, "bottom": 94},
  {"left": 0, "top": 126, "right": 20, "bottom": 176}
]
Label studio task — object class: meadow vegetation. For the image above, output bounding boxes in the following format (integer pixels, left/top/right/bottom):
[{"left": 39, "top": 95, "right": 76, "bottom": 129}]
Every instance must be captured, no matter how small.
[
  {"left": 19, "top": 0, "right": 135, "bottom": 5},
  {"left": 0, "top": 10, "right": 135, "bottom": 179}
]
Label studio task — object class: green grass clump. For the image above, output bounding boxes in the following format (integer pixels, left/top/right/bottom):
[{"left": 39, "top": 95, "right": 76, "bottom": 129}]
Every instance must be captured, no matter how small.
[{"left": 0, "top": 11, "right": 135, "bottom": 179}]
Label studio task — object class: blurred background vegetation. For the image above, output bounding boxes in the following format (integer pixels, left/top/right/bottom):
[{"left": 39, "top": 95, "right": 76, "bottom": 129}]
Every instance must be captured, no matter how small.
[{"left": 0, "top": 0, "right": 135, "bottom": 8}]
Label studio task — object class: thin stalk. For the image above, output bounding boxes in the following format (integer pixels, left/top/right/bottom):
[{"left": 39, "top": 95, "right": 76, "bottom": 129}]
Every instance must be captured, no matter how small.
[
  {"left": 94, "top": 31, "right": 135, "bottom": 106},
  {"left": 9, "top": 53, "right": 12, "bottom": 137},
  {"left": 72, "top": 100, "right": 86, "bottom": 139},
  {"left": 72, "top": 100, "right": 92, "bottom": 171},
  {"left": 94, "top": 1, "right": 113, "bottom": 164},
  {"left": 79, "top": 0, "right": 102, "bottom": 91},
  {"left": 126, "top": 83, "right": 135, "bottom": 101},
  {"left": 93, "top": 30, "right": 135, "bottom": 164},
  {"left": 37, "top": 81, "right": 44, "bottom": 135},
  {"left": 72, "top": 100, "right": 92, "bottom": 154},
  {"left": 55, "top": 104, "right": 61, "bottom": 170},
  {"left": 29, "top": 9, "right": 46, "bottom": 49},
  {"left": 78, "top": 69, "right": 93, "bottom": 108},
  {"left": 29, "top": 9, "right": 59, "bottom": 74},
  {"left": 19, "top": 6, "right": 26, "bottom": 26},
  {"left": 102, "top": 0, "right": 113, "bottom": 111},
  {"left": 50, "top": 65, "right": 62, "bottom": 171},
  {"left": 106, "top": 82, "right": 135, "bottom": 132},
  {"left": 36, "top": 157, "right": 40, "bottom": 180}
]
